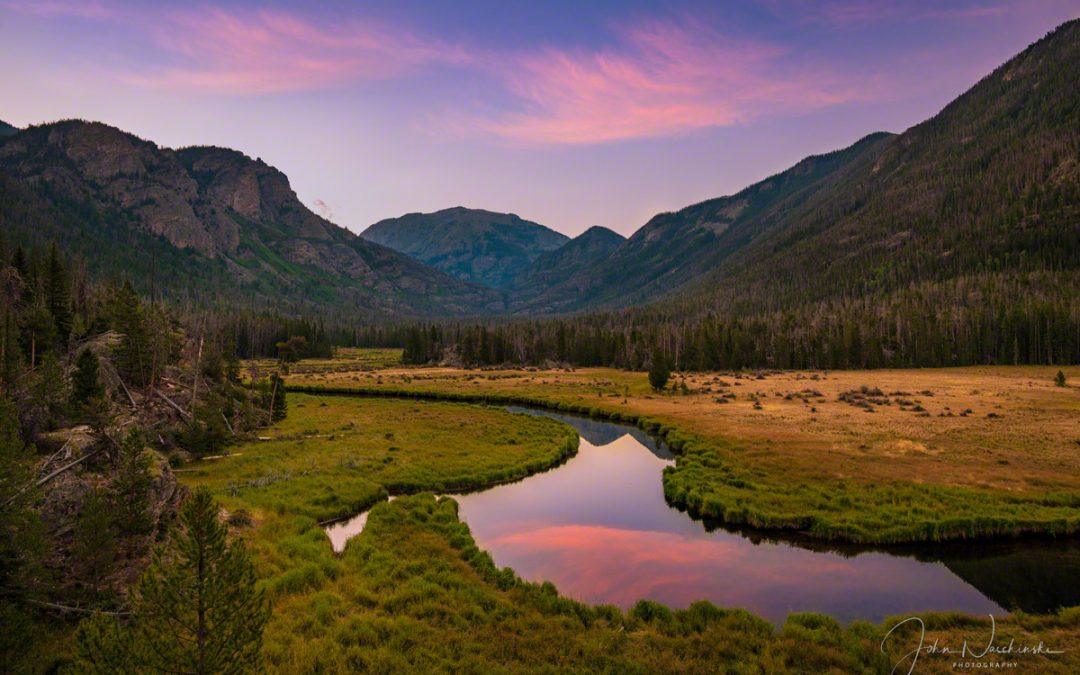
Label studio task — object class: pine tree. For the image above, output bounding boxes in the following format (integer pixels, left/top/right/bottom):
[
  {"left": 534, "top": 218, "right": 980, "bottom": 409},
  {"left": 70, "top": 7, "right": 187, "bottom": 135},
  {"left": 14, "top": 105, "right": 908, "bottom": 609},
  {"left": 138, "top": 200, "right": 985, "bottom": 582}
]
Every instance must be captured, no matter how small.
[
  {"left": 27, "top": 353, "right": 68, "bottom": 434},
  {"left": 268, "top": 372, "right": 287, "bottom": 422},
  {"left": 75, "top": 488, "right": 270, "bottom": 674},
  {"left": 648, "top": 349, "right": 670, "bottom": 392},
  {"left": 1055, "top": 370, "right": 1067, "bottom": 387},
  {"left": 44, "top": 242, "right": 73, "bottom": 345},
  {"left": 180, "top": 392, "right": 233, "bottom": 458},
  {"left": 112, "top": 282, "right": 151, "bottom": 388},
  {"left": 112, "top": 429, "right": 154, "bottom": 541},
  {"left": 71, "top": 347, "right": 105, "bottom": 408},
  {"left": 0, "top": 309, "right": 22, "bottom": 393},
  {"left": 0, "top": 395, "right": 47, "bottom": 671},
  {"left": 73, "top": 488, "right": 117, "bottom": 588}
]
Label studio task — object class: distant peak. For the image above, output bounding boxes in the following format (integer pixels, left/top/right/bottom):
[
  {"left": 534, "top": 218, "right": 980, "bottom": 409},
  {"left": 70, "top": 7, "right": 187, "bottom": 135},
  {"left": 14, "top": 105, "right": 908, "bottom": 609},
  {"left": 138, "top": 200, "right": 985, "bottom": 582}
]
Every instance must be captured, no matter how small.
[{"left": 579, "top": 225, "right": 625, "bottom": 240}]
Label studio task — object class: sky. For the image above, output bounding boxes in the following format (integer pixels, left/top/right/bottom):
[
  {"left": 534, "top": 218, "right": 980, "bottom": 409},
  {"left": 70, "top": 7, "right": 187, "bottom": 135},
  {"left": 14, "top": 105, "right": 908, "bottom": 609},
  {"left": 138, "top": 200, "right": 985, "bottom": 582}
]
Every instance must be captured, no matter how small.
[{"left": 1, "top": 1, "right": 1077, "bottom": 238}]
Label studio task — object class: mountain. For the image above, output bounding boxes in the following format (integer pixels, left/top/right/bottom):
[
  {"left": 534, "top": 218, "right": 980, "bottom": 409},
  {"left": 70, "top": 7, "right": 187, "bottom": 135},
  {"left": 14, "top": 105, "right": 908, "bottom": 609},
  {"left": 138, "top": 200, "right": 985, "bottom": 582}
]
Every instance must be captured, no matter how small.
[
  {"left": 516, "top": 19, "right": 1080, "bottom": 316},
  {"left": 513, "top": 133, "right": 894, "bottom": 313},
  {"left": 361, "top": 207, "right": 568, "bottom": 288},
  {"left": 508, "top": 226, "right": 624, "bottom": 311},
  {"left": 0, "top": 121, "right": 500, "bottom": 317},
  {"left": 0, "top": 119, "right": 18, "bottom": 137}
]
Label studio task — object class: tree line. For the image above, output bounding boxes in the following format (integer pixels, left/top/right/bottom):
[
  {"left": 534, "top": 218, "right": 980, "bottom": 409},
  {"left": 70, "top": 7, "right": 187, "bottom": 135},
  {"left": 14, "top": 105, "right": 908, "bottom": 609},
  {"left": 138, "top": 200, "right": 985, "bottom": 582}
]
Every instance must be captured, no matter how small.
[
  {"left": 401, "top": 271, "right": 1079, "bottom": 370},
  {"left": 0, "top": 236, "right": 278, "bottom": 672}
]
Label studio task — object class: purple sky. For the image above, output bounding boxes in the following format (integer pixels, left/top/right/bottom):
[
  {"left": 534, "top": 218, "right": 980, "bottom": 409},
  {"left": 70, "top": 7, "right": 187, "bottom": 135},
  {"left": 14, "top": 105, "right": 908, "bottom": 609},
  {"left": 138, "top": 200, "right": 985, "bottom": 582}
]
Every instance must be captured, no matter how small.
[{"left": 1, "top": 1, "right": 1077, "bottom": 237}]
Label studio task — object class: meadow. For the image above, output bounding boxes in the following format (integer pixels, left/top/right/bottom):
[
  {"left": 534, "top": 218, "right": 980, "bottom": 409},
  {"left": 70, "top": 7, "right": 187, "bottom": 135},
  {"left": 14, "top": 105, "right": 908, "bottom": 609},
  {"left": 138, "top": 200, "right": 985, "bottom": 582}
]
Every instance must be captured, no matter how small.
[
  {"left": 282, "top": 354, "right": 1080, "bottom": 544},
  {"left": 178, "top": 388, "right": 1080, "bottom": 672}
]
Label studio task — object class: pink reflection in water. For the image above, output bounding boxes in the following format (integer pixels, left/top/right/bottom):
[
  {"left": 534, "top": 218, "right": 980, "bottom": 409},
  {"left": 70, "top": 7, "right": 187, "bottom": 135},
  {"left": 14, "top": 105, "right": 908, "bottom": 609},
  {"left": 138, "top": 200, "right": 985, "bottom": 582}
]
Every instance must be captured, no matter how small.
[{"left": 454, "top": 434, "right": 1003, "bottom": 625}]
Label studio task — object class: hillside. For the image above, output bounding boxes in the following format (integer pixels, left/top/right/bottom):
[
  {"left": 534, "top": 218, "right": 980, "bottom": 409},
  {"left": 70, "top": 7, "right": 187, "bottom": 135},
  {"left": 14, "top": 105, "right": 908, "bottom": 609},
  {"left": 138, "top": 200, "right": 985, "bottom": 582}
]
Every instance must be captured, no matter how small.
[
  {"left": 508, "top": 226, "right": 624, "bottom": 310},
  {"left": 512, "top": 132, "right": 895, "bottom": 313},
  {"left": 361, "top": 207, "right": 568, "bottom": 288},
  {"left": 0, "top": 121, "right": 501, "bottom": 317},
  {"left": 516, "top": 19, "right": 1080, "bottom": 316},
  {"left": 0, "top": 119, "right": 18, "bottom": 137}
]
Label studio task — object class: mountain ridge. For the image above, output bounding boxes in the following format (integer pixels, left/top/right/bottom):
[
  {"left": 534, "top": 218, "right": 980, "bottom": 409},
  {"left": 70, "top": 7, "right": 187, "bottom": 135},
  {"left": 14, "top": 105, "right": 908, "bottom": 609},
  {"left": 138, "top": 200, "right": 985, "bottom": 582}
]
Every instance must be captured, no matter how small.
[
  {"left": 361, "top": 206, "right": 568, "bottom": 288},
  {"left": 0, "top": 120, "right": 502, "bottom": 317}
]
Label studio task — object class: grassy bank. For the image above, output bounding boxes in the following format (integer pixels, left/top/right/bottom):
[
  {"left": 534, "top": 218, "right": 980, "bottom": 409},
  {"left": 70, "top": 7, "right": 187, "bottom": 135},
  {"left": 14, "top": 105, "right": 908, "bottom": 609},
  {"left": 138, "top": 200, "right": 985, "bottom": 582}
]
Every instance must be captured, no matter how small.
[
  {"left": 280, "top": 364, "right": 1080, "bottom": 544},
  {"left": 182, "top": 395, "right": 578, "bottom": 522},
  {"left": 177, "top": 394, "right": 1080, "bottom": 673}
]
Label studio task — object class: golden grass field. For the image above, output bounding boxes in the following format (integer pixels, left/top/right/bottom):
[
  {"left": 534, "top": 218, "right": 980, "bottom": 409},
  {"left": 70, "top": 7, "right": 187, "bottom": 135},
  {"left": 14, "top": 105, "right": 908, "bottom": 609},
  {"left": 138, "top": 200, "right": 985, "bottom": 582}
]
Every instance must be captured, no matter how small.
[{"left": 284, "top": 355, "right": 1080, "bottom": 500}]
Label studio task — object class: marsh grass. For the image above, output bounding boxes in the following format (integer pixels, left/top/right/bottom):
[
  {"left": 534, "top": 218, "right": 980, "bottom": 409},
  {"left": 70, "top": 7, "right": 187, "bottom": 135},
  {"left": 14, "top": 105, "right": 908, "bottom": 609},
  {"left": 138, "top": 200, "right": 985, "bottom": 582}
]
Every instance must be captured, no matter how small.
[
  {"left": 173, "top": 391, "right": 1080, "bottom": 672},
  {"left": 287, "top": 376, "right": 1080, "bottom": 544}
]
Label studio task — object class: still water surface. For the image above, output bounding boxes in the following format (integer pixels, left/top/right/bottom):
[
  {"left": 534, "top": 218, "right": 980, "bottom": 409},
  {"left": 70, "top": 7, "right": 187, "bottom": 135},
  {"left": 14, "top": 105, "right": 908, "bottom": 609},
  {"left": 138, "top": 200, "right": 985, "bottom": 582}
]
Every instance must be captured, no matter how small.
[{"left": 328, "top": 405, "right": 1080, "bottom": 625}]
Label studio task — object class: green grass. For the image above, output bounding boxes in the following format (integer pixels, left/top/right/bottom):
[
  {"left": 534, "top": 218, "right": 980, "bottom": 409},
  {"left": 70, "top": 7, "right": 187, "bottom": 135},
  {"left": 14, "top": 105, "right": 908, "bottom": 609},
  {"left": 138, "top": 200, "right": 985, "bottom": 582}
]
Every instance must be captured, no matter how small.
[
  {"left": 169, "top": 392, "right": 1080, "bottom": 673},
  {"left": 285, "top": 382, "right": 1080, "bottom": 544},
  {"left": 183, "top": 395, "right": 578, "bottom": 522},
  {"left": 660, "top": 431, "right": 1080, "bottom": 543}
]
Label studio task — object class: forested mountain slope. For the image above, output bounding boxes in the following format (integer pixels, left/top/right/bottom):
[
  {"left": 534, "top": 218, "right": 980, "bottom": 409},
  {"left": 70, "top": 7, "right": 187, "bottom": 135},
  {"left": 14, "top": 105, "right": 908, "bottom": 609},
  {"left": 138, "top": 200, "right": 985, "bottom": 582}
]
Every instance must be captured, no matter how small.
[
  {"left": 361, "top": 207, "right": 568, "bottom": 288},
  {"left": 515, "top": 19, "right": 1080, "bottom": 316},
  {"left": 0, "top": 121, "right": 501, "bottom": 317},
  {"left": 508, "top": 226, "right": 625, "bottom": 308},
  {"left": 674, "top": 17, "right": 1080, "bottom": 317},
  {"left": 408, "top": 20, "right": 1080, "bottom": 370},
  {"left": 512, "top": 132, "right": 895, "bottom": 313}
]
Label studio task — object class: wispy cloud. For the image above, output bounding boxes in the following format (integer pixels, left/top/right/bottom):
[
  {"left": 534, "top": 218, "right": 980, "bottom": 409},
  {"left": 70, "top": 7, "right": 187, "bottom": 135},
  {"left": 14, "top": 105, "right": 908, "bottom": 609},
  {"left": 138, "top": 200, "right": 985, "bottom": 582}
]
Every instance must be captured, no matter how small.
[
  {"left": 123, "top": 7, "right": 472, "bottom": 94},
  {"left": 768, "top": 0, "right": 1027, "bottom": 28},
  {"left": 461, "top": 18, "right": 861, "bottom": 145},
  {"left": 312, "top": 199, "right": 334, "bottom": 222},
  {"left": 1, "top": 0, "right": 116, "bottom": 19}
]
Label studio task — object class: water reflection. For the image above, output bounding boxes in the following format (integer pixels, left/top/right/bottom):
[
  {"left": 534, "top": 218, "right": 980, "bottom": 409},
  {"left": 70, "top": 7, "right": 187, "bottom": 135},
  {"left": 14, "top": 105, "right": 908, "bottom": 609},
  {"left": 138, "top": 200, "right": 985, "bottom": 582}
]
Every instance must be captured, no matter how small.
[{"left": 327, "top": 406, "right": 1080, "bottom": 625}]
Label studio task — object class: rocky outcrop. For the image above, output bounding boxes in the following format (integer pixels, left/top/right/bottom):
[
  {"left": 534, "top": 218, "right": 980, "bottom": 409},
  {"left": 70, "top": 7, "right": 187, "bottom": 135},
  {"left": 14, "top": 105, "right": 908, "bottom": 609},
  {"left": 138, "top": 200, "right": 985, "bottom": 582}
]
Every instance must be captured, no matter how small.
[{"left": 0, "top": 120, "right": 502, "bottom": 317}]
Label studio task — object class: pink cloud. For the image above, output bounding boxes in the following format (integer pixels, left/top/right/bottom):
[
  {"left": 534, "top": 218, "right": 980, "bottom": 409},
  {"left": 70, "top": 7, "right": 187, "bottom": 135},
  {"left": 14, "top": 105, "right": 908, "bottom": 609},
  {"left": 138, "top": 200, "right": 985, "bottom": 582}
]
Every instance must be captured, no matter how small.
[
  {"left": 463, "top": 19, "right": 860, "bottom": 145},
  {"left": 125, "top": 7, "right": 472, "bottom": 94},
  {"left": 768, "top": 0, "right": 1033, "bottom": 28}
]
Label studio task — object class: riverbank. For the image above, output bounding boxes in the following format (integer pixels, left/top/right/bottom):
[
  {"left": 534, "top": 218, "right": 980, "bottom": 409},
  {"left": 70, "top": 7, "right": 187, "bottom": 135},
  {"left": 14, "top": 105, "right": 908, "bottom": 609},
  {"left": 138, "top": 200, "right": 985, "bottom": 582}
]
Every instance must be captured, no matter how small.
[
  {"left": 177, "top": 391, "right": 1080, "bottom": 672},
  {"left": 280, "top": 362, "right": 1080, "bottom": 544}
]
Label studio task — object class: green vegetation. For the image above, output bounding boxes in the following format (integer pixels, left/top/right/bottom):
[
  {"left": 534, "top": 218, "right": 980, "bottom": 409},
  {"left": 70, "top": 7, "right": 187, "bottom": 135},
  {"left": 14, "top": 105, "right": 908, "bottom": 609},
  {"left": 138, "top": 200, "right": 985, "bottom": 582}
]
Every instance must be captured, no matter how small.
[
  {"left": 183, "top": 395, "right": 578, "bottom": 523},
  {"left": 76, "top": 488, "right": 270, "bottom": 674},
  {"left": 648, "top": 349, "right": 670, "bottom": 392},
  {"left": 286, "top": 370, "right": 1080, "bottom": 545},
  {"left": 0, "top": 395, "right": 47, "bottom": 673},
  {"left": 660, "top": 434, "right": 1080, "bottom": 543},
  {"left": 70, "top": 348, "right": 104, "bottom": 409}
]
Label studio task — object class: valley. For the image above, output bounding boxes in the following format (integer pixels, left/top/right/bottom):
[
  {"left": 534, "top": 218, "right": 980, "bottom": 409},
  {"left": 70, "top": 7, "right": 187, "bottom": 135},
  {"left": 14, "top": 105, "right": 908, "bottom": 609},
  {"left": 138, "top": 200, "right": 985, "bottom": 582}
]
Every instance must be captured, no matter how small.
[
  {"left": 156, "top": 352, "right": 1080, "bottom": 673},
  {"left": 1, "top": 10, "right": 1078, "bottom": 674}
]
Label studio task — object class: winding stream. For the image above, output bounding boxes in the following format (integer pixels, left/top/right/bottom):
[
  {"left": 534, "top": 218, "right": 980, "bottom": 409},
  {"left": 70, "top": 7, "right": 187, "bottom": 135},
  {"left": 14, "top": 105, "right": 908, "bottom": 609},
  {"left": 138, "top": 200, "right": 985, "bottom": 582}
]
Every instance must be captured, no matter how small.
[{"left": 326, "top": 405, "right": 1080, "bottom": 625}]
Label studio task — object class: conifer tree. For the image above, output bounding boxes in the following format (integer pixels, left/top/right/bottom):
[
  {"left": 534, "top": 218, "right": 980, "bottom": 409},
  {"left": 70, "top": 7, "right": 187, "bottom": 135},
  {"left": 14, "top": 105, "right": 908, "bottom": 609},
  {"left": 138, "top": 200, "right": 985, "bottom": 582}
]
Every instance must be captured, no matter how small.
[
  {"left": 0, "top": 395, "right": 46, "bottom": 670},
  {"left": 0, "top": 309, "right": 22, "bottom": 392},
  {"left": 44, "top": 242, "right": 73, "bottom": 345},
  {"left": 112, "top": 429, "right": 154, "bottom": 541},
  {"left": 27, "top": 353, "right": 68, "bottom": 434},
  {"left": 75, "top": 488, "right": 270, "bottom": 674},
  {"left": 648, "top": 349, "right": 670, "bottom": 392},
  {"left": 73, "top": 488, "right": 116, "bottom": 588},
  {"left": 268, "top": 372, "right": 287, "bottom": 422},
  {"left": 71, "top": 347, "right": 105, "bottom": 408},
  {"left": 112, "top": 282, "right": 151, "bottom": 388}
]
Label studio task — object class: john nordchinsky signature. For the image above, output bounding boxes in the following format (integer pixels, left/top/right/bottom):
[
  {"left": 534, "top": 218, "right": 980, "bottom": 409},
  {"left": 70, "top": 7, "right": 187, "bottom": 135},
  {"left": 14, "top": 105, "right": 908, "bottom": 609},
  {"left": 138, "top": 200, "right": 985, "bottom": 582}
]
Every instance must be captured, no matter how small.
[{"left": 880, "top": 615, "right": 1065, "bottom": 675}]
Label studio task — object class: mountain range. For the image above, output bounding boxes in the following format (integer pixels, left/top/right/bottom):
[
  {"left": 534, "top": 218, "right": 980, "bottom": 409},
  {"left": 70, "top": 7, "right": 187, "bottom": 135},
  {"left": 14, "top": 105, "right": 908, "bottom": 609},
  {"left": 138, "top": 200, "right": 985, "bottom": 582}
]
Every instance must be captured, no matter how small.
[
  {"left": 1, "top": 19, "right": 1077, "bottom": 323},
  {"left": 0, "top": 121, "right": 499, "bottom": 317}
]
